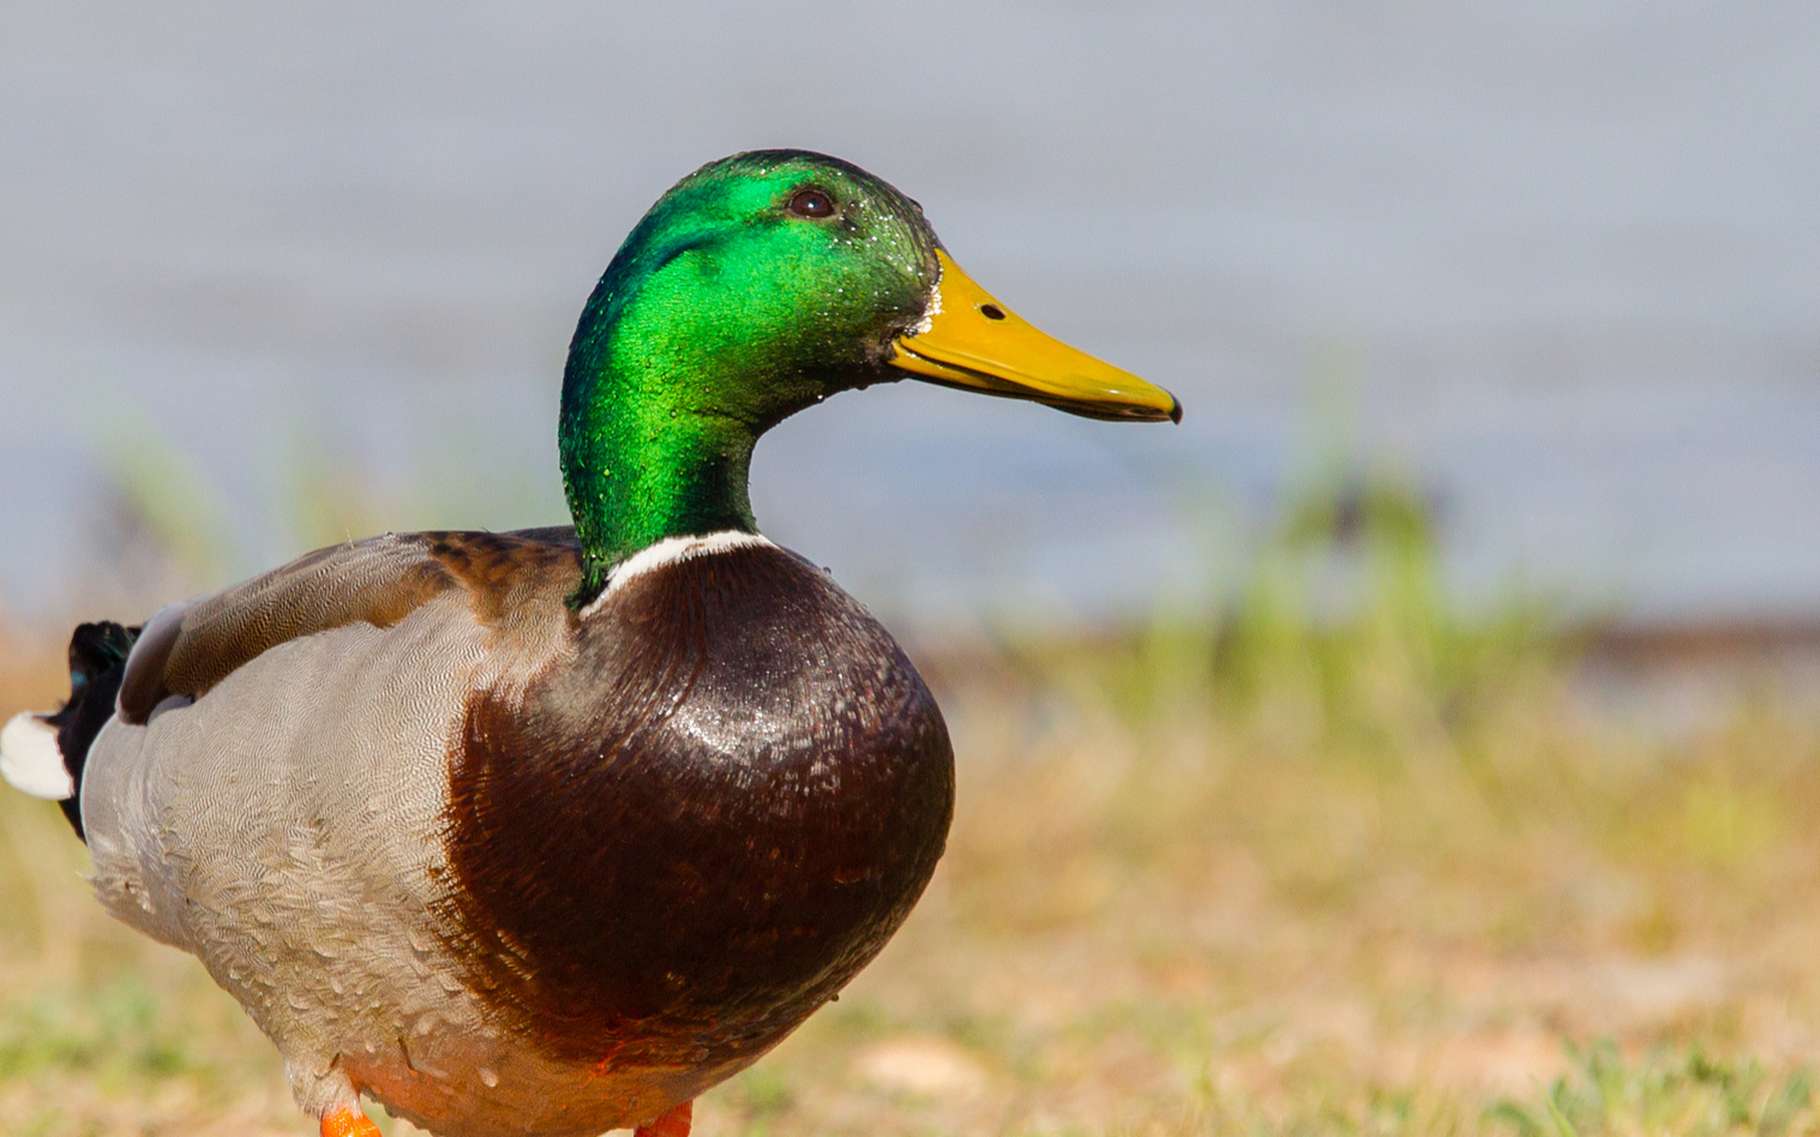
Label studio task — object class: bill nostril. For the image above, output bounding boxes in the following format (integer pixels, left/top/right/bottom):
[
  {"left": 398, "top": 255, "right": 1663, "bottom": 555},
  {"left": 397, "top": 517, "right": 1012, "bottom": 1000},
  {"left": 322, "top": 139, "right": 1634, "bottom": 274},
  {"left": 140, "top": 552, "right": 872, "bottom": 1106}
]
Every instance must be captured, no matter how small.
[{"left": 979, "top": 304, "right": 1006, "bottom": 321}]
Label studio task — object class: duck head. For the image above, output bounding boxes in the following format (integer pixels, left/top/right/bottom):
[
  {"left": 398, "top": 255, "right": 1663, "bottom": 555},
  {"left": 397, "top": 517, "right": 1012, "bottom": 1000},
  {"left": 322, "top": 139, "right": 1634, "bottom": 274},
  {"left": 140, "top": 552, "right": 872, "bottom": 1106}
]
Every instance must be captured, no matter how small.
[{"left": 560, "top": 149, "right": 1181, "bottom": 599}]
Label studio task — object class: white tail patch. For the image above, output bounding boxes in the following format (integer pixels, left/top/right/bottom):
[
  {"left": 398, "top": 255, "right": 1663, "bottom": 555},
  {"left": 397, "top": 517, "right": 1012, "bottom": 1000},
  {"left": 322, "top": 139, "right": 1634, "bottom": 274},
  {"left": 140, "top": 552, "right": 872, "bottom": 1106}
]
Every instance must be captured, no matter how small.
[{"left": 0, "top": 712, "right": 72, "bottom": 800}]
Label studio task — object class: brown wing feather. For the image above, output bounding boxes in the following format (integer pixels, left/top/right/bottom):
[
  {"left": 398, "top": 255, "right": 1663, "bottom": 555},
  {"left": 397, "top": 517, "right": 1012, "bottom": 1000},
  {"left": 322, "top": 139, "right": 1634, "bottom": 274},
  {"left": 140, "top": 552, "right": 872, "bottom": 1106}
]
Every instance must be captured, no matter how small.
[{"left": 117, "top": 528, "right": 582, "bottom": 725}]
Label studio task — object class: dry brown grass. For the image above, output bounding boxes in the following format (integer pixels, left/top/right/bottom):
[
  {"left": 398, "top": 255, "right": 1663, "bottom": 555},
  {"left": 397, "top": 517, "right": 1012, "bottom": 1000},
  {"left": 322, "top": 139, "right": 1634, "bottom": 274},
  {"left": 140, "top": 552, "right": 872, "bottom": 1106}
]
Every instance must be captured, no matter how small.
[{"left": 4, "top": 608, "right": 1820, "bottom": 1136}]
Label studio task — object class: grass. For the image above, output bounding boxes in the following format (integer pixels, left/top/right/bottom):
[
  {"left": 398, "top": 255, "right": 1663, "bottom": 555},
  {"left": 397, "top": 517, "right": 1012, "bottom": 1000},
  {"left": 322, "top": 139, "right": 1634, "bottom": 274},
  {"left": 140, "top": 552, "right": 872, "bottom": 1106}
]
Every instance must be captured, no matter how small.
[{"left": 2, "top": 480, "right": 1818, "bottom": 1135}]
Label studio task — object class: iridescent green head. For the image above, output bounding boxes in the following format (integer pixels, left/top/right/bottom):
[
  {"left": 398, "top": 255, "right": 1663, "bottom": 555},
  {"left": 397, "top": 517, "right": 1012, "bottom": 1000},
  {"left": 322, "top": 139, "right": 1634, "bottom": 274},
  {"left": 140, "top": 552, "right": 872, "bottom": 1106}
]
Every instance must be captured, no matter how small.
[{"left": 561, "top": 149, "right": 1180, "bottom": 603}]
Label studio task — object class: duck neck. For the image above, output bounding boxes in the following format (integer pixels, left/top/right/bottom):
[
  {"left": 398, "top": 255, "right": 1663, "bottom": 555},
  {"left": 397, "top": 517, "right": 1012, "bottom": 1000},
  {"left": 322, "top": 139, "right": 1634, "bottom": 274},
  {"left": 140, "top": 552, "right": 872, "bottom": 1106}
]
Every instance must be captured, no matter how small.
[{"left": 559, "top": 338, "right": 759, "bottom": 607}]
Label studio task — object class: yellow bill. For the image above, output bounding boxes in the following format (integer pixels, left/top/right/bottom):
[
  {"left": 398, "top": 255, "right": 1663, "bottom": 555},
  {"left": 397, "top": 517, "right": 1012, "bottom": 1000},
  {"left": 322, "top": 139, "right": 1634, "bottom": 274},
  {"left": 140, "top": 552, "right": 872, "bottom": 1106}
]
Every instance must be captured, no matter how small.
[{"left": 889, "top": 250, "right": 1182, "bottom": 423}]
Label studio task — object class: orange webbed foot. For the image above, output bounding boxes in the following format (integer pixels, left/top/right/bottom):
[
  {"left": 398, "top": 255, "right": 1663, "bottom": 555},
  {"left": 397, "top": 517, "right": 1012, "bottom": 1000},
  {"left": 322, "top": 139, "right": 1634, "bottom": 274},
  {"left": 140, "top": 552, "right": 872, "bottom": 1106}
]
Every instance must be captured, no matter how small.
[
  {"left": 321, "top": 1105, "right": 384, "bottom": 1137},
  {"left": 634, "top": 1099, "right": 694, "bottom": 1137}
]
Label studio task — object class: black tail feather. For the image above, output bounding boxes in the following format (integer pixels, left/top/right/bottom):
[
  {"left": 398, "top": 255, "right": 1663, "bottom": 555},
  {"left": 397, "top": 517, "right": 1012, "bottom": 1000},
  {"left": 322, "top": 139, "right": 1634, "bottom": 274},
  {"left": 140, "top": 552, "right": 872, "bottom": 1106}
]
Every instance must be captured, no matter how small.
[{"left": 45, "top": 621, "right": 139, "bottom": 841}]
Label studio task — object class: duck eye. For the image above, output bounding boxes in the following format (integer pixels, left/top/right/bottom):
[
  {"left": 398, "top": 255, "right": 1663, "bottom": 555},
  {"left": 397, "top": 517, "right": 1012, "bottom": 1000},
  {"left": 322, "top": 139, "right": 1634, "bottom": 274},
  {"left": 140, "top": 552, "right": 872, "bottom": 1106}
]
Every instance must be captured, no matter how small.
[{"left": 787, "top": 187, "right": 837, "bottom": 219}]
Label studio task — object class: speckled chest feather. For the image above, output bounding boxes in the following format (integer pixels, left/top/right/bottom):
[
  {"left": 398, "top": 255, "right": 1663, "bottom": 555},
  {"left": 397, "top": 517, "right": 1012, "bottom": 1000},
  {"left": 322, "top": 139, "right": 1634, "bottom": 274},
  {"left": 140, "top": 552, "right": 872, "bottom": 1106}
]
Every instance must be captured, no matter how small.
[{"left": 434, "top": 542, "right": 955, "bottom": 1075}]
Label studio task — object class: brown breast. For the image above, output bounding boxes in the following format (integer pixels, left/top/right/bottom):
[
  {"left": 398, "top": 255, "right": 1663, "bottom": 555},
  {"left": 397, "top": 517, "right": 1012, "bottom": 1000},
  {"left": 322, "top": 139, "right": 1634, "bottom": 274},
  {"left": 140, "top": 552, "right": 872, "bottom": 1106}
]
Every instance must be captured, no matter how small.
[{"left": 434, "top": 541, "right": 955, "bottom": 1074}]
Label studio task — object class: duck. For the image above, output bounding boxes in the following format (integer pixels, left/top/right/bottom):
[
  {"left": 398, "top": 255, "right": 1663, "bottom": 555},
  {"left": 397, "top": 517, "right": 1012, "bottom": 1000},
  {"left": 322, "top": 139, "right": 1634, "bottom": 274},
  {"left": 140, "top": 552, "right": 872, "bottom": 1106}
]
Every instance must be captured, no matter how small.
[{"left": 0, "top": 149, "right": 1180, "bottom": 1137}]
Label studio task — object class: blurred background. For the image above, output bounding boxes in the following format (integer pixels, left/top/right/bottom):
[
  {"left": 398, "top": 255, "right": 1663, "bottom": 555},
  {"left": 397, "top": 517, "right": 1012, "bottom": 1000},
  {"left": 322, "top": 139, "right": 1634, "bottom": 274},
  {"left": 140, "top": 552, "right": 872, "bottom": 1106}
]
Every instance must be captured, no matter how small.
[{"left": 2, "top": 4, "right": 1818, "bottom": 1136}]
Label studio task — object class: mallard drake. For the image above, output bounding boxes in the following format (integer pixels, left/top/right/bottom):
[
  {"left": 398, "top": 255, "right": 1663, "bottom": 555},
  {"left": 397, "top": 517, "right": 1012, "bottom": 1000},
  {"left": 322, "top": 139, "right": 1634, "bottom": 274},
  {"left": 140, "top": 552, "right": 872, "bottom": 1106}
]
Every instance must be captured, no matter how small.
[{"left": 0, "top": 150, "right": 1179, "bottom": 1137}]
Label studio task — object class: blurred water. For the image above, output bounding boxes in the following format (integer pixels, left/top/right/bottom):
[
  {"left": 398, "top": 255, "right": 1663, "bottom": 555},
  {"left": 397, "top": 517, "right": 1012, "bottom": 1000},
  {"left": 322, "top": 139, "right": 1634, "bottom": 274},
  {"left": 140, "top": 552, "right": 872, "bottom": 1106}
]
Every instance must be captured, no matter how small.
[{"left": 2, "top": 2, "right": 1816, "bottom": 630}]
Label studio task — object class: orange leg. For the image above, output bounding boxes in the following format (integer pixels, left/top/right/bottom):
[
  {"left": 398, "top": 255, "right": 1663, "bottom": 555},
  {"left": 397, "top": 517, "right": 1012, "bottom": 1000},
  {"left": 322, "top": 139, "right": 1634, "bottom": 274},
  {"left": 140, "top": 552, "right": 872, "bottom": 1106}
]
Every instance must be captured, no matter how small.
[
  {"left": 634, "top": 1099, "right": 694, "bottom": 1137},
  {"left": 321, "top": 1105, "right": 384, "bottom": 1137}
]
